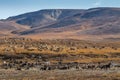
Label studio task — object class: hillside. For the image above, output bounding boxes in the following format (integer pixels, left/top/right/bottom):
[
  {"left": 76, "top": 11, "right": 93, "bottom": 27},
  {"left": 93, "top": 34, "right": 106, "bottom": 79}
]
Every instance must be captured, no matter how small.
[
  {"left": 7, "top": 9, "right": 84, "bottom": 28},
  {"left": 0, "top": 7, "right": 120, "bottom": 40},
  {"left": 0, "top": 21, "right": 29, "bottom": 37}
]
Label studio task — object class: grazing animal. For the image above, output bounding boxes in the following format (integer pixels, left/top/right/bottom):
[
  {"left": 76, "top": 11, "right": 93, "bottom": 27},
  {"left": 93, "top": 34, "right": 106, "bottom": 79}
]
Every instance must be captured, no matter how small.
[
  {"left": 98, "top": 62, "right": 112, "bottom": 70},
  {"left": 87, "top": 65, "right": 96, "bottom": 70},
  {"left": 58, "top": 65, "right": 69, "bottom": 70}
]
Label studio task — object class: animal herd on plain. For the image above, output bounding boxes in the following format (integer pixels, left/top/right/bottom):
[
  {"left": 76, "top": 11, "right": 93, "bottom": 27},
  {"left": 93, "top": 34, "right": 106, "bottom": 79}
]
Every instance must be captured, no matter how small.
[{"left": 1, "top": 60, "right": 119, "bottom": 71}]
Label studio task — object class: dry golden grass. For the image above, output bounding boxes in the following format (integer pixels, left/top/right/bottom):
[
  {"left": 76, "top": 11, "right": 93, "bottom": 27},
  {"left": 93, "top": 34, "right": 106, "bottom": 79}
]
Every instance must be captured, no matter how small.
[{"left": 0, "top": 38, "right": 120, "bottom": 63}]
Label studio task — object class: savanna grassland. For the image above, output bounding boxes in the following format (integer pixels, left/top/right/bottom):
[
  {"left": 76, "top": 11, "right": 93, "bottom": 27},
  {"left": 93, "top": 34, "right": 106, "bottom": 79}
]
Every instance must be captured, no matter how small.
[
  {"left": 0, "top": 38, "right": 120, "bottom": 63},
  {"left": 0, "top": 37, "right": 120, "bottom": 80}
]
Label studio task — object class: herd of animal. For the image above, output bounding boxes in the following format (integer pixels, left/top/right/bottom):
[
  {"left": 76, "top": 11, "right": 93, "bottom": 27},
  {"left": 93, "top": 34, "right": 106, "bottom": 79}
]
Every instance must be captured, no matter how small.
[
  {"left": 0, "top": 53, "right": 120, "bottom": 71},
  {"left": 0, "top": 58, "right": 119, "bottom": 71}
]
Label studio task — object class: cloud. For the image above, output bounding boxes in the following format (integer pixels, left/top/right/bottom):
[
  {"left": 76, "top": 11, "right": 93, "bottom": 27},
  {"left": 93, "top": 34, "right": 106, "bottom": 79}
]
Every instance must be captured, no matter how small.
[{"left": 93, "top": 0, "right": 102, "bottom": 7}]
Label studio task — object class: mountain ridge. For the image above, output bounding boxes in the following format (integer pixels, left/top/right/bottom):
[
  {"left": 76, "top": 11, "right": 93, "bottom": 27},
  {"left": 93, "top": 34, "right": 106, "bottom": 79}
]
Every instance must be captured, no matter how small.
[{"left": 0, "top": 7, "right": 120, "bottom": 40}]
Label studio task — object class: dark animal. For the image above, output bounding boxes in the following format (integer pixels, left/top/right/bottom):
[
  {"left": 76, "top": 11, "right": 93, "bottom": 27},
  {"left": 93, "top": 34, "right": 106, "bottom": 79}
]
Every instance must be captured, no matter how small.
[{"left": 98, "top": 62, "right": 112, "bottom": 70}]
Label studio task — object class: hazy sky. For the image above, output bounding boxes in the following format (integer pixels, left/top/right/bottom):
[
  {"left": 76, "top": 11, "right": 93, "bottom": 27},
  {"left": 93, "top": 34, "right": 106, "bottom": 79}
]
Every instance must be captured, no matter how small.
[{"left": 0, "top": 0, "right": 120, "bottom": 19}]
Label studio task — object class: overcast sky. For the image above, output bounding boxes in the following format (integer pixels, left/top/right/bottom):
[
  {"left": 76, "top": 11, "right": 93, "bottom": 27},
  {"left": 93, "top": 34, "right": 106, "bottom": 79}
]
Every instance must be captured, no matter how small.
[{"left": 0, "top": 0, "right": 120, "bottom": 19}]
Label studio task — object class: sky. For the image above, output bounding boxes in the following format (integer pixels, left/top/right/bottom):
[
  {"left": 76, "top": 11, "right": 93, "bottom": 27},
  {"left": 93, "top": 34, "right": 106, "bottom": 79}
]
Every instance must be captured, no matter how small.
[{"left": 0, "top": 0, "right": 120, "bottom": 19}]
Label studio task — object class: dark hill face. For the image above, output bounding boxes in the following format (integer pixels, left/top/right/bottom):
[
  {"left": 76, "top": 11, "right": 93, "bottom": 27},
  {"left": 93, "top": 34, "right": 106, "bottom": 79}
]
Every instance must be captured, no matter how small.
[
  {"left": 1, "top": 7, "right": 120, "bottom": 40},
  {"left": 7, "top": 9, "right": 85, "bottom": 28},
  {"left": 14, "top": 7, "right": 120, "bottom": 35},
  {"left": 81, "top": 8, "right": 120, "bottom": 18}
]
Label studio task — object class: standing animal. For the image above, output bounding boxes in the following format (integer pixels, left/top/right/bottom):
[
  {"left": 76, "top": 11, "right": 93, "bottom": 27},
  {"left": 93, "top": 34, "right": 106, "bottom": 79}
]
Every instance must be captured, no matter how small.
[{"left": 98, "top": 62, "right": 112, "bottom": 70}]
